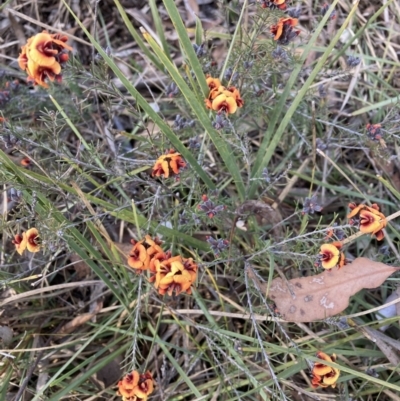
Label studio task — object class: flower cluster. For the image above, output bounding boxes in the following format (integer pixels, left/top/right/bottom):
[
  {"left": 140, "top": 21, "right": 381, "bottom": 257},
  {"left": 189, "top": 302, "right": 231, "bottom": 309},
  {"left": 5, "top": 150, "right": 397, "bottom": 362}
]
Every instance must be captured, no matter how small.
[
  {"left": 204, "top": 76, "right": 244, "bottom": 115},
  {"left": 151, "top": 149, "right": 186, "bottom": 179},
  {"left": 18, "top": 31, "right": 72, "bottom": 88},
  {"left": 347, "top": 203, "right": 387, "bottom": 241},
  {"left": 366, "top": 123, "right": 383, "bottom": 141},
  {"left": 346, "top": 56, "right": 361, "bottom": 68},
  {"left": 270, "top": 17, "right": 300, "bottom": 45},
  {"left": 258, "top": 0, "right": 287, "bottom": 10},
  {"left": 311, "top": 351, "right": 340, "bottom": 388},
  {"left": 198, "top": 194, "right": 226, "bottom": 218},
  {"left": 127, "top": 235, "right": 164, "bottom": 272},
  {"left": 12, "top": 228, "right": 40, "bottom": 255},
  {"left": 206, "top": 236, "right": 229, "bottom": 256},
  {"left": 153, "top": 255, "right": 198, "bottom": 296},
  {"left": 117, "top": 370, "right": 154, "bottom": 401},
  {"left": 173, "top": 114, "right": 195, "bottom": 131},
  {"left": 316, "top": 241, "right": 345, "bottom": 270},
  {"left": 127, "top": 235, "right": 198, "bottom": 296},
  {"left": 302, "top": 195, "right": 323, "bottom": 215}
]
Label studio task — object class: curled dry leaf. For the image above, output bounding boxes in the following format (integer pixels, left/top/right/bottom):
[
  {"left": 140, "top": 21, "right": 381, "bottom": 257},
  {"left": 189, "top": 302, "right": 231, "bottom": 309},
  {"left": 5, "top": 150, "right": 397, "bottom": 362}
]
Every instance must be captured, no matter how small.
[
  {"left": 58, "top": 301, "right": 102, "bottom": 335},
  {"left": 267, "top": 257, "right": 398, "bottom": 322},
  {"left": 237, "top": 199, "right": 283, "bottom": 238}
]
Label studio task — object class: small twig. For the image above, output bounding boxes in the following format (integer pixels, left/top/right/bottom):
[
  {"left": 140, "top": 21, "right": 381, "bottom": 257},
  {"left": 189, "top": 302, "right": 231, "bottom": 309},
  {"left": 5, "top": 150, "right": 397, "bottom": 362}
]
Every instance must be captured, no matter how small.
[{"left": 272, "top": 156, "right": 311, "bottom": 210}]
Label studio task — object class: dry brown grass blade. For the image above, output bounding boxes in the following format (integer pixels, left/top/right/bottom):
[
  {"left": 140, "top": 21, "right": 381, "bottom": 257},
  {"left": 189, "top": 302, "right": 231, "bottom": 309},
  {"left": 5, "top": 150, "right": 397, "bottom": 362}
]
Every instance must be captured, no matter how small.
[
  {"left": 58, "top": 301, "right": 102, "bottom": 336},
  {"left": 0, "top": 281, "right": 101, "bottom": 309},
  {"left": 357, "top": 324, "right": 400, "bottom": 370},
  {"left": 6, "top": 8, "right": 92, "bottom": 46},
  {"left": 265, "top": 257, "right": 398, "bottom": 322}
]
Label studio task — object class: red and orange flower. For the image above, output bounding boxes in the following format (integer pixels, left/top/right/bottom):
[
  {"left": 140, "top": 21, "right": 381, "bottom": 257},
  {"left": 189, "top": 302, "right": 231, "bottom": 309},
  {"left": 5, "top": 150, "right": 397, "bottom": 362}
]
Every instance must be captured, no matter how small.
[
  {"left": 127, "top": 235, "right": 163, "bottom": 271},
  {"left": 206, "top": 76, "right": 222, "bottom": 92},
  {"left": 154, "top": 256, "right": 198, "bottom": 296},
  {"left": 311, "top": 351, "right": 340, "bottom": 388},
  {"left": 18, "top": 31, "right": 72, "bottom": 88},
  {"left": 125, "top": 235, "right": 199, "bottom": 297},
  {"left": 12, "top": 228, "right": 40, "bottom": 254},
  {"left": 117, "top": 370, "right": 154, "bottom": 401},
  {"left": 270, "top": 17, "right": 300, "bottom": 45},
  {"left": 151, "top": 149, "right": 186, "bottom": 179},
  {"left": 347, "top": 203, "right": 387, "bottom": 241},
  {"left": 317, "top": 241, "right": 345, "bottom": 270},
  {"left": 204, "top": 76, "right": 243, "bottom": 115},
  {"left": 25, "top": 228, "right": 40, "bottom": 252},
  {"left": 210, "top": 91, "right": 238, "bottom": 115},
  {"left": 224, "top": 86, "right": 244, "bottom": 108},
  {"left": 12, "top": 234, "right": 27, "bottom": 255}
]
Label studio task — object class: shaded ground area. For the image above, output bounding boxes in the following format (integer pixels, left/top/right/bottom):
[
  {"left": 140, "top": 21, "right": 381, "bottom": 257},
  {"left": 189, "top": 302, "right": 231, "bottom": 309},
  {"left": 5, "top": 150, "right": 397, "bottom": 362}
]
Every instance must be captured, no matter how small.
[{"left": 1, "top": 1, "right": 400, "bottom": 400}]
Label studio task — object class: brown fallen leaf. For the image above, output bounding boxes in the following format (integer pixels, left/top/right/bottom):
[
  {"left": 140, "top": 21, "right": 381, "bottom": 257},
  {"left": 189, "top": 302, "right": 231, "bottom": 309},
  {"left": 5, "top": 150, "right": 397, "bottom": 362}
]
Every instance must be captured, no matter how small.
[
  {"left": 237, "top": 199, "right": 283, "bottom": 238},
  {"left": 69, "top": 253, "right": 91, "bottom": 279},
  {"left": 266, "top": 257, "right": 398, "bottom": 322}
]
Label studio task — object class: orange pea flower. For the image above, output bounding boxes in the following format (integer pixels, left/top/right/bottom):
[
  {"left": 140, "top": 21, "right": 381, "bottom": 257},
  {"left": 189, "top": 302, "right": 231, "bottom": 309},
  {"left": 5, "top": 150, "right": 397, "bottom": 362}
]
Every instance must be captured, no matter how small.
[
  {"left": 311, "top": 351, "right": 340, "bottom": 388},
  {"left": 211, "top": 92, "right": 238, "bottom": 115},
  {"left": 127, "top": 235, "right": 163, "bottom": 271},
  {"left": 224, "top": 86, "right": 244, "bottom": 108},
  {"left": 25, "top": 228, "right": 40, "bottom": 252},
  {"left": 154, "top": 256, "right": 198, "bottom": 296},
  {"left": 151, "top": 149, "right": 186, "bottom": 178},
  {"left": 359, "top": 209, "right": 386, "bottom": 240},
  {"left": 18, "top": 30, "right": 72, "bottom": 88},
  {"left": 12, "top": 234, "right": 27, "bottom": 255},
  {"left": 317, "top": 242, "right": 345, "bottom": 270},
  {"left": 347, "top": 202, "right": 367, "bottom": 218},
  {"left": 26, "top": 58, "right": 62, "bottom": 88},
  {"left": 366, "top": 123, "right": 383, "bottom": 141},
  {"left": 205, "top": 86, "right": 224, "bottom": 109},
  {"left": 347, "top": 203, "right": 387, "bottom": 241},
  {"left": 20, "top": 157, "right": 31, "bottom": 167},
  {"left": 204, "top": 76, "right": 244, "bottom": 114},
  {"left": 270, "top": 17, "right": 300, "bottom": 45},
  {"left": 206, "top": 76, "right": 222, "bottom": 92},
  {"left": 117, "top": 370, "right": 154, "bottom": 401},
  {"left": 149, "top": 250, "right": 171, "bottom": 282},
  {"left": 28, "top": 32, "right": 61, "bottom": 67}
]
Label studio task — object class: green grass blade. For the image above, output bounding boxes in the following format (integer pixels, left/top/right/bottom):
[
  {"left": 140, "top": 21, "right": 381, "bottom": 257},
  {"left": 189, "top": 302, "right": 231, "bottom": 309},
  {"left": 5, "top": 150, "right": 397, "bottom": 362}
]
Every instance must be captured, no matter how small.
[
  {"left": 351, "top": 96, "right": 399, "bottom": 116},
  {"left": 50, "top": 95, "right": 105, "bottom": 171},
  {"left": 147, "top": 323, "right": 203, "bottom": 398},
  {"left": 219, "top": 0, "right": 248, "bottom": 81},
  {"left": 249, "top": 0, "right": 353, "bottom": 197},
  {"left": 149, "top": 0, "right": 172, "bottom": 61},
  {"left": 0, "top": 149, "right": 209, "bottom": 251},
  {"left": 141, "top": 29, "right": 246, "bottom": 200},
  {"left": 61, "top": 0, "right": 215, "bottom": 191},
  {"left": 162, "top": 0, "right": 209, "bottom": 97},
  {"left": 112, "top": 0, "right": 164, "bottom": 71},
  {"left": 195, "top": 16, "right": 203, "bottom": 46},
  {"left": 330, "top": 0, "right": 395, "bottom": 66}
]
